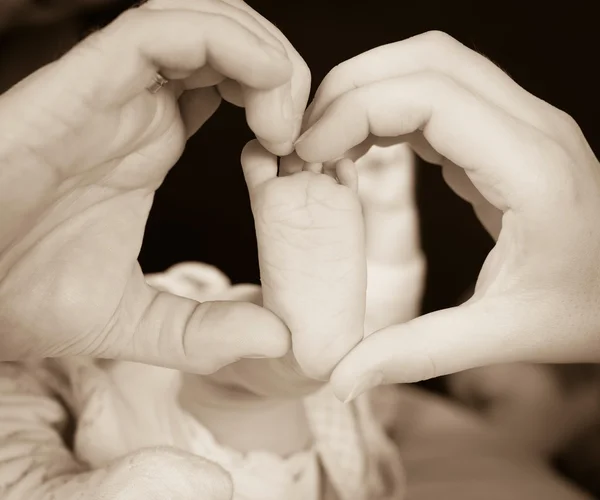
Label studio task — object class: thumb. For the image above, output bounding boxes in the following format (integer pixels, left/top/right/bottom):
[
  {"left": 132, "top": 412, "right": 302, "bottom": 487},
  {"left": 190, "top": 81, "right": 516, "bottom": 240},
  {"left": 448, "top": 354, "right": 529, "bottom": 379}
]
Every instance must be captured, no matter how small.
[
  {"left": 330, "top": 298, "right": 543, "bottom": 402},
  {"left": 56, "top": 448, "right": 233, "bottom": 500},
  {"left": 102, "top": 273, "right": 291, "bottom": 374}
]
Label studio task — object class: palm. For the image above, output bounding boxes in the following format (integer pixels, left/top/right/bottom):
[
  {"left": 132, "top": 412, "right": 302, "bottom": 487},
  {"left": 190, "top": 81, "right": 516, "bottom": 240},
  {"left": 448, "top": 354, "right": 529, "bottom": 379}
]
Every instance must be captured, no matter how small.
[{"left": 0, "top": 88, "right": 186, "bottom": 359}]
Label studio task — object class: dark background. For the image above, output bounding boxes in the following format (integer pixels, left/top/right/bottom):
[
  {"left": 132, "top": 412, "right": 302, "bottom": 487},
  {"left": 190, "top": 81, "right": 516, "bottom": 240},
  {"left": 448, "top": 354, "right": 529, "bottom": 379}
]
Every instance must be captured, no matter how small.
[{"left": 80, "top": 0, "right": 598, "bottom": 320}]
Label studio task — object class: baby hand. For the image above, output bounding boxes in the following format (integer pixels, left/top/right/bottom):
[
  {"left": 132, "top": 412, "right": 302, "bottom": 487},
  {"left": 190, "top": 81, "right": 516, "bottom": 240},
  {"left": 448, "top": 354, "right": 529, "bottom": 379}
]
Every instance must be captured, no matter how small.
[{"left": 56, "top": 448, "right": 232, "bottom": 500}]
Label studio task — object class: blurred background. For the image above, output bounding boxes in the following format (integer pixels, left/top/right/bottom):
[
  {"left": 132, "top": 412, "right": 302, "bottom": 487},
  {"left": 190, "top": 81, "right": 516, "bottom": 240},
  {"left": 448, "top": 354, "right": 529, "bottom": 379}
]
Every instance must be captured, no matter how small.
[{"left": 1, "top": 0, "right": 599, "bottom": 495}]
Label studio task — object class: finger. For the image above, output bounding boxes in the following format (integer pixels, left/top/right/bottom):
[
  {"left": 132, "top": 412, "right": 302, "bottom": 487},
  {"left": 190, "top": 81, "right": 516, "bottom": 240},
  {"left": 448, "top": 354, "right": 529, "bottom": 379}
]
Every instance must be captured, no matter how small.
[
  {"left": 226, "top": 1, "right": 311, "bottom": 154},
  {"left": 330, "top": 298, "right": 545, "bottom": 402},
  {"left": 144, "top": 0, "right": 285, "bottom": 110},
  {"left": 142, "top": 0, "right": 309, "bottom": 152},
  {"left": 243, "top": 81, "right": 297, "bottom": 155},
  {"left": 80, "top": 448, "right": 233, "bottom": 500},
  {"left": 441, "top": 164, "right": 503, "bottom": 239},
  {"left": 183, "top": 66, "right": 226, "bottom": 89},
  {"left": 217, "top": 79, "right": 244, "bottom": 107},
  {"left": 279, "top": 151, "right": 305, "bottom": 176},
  {"left": 143, "top": 0, "right": 287, "bottom": 54},
  {"left": 332, "top": 288, "right": 600, "bottom": 403},
  {"left": 59, "top": 8, "right": 291, "bottom": 107},
  {"left": 295, "top": 73, "right": 571, "bottom": 212},
  {"left": 103, "top": 273, "right": 291, "bottom": 375},
  {"left": 179, "top": 86, "right": 222, "bottom": 138},
  {"left": 336, "top": 158, "right": 358, "bottom": 193},
  {"left": 304, "top": 31, "right": 559, "bottom": 138},
  {"left": 302, "top": 162, "right": 323, "bottom": 173},
  {"left": 146, "top": 0, "right": 311, "bottom": 154},
  {"left": 240, "top": 139, "right": 278, "bottom": 190}
]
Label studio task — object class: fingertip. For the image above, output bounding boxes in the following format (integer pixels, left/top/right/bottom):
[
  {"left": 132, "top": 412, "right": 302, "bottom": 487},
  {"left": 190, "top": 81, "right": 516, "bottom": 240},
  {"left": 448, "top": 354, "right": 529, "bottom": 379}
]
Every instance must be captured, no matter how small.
[
  {"left": 230, "top": 301, "right": 292, "bottom": 358},
  {"left": 279, "top": 151, "right": 305, "bottom": 176},
  {"left": 240, "top": 140, "right": 278, "bottom": 189},
  {"left": 257, "top": 137, "right": 294, "bottom": 156},
  {"left": 241, "top": 139, "right": 264, "bottom": 160},
  {"left": 238, "top": 39, "right": 293, "bottom": 90},
  {"left": 330, "top": 351, "right": 373, "bottom": 402},
  {"left": 244, "top": 84, "right": 295, "bottom": 148},
  {"left": 336, "top": 158, "right": 359, "bottom": 193},
  {"left": 217, "top": 79, "right": 244, "bottom": 107}
]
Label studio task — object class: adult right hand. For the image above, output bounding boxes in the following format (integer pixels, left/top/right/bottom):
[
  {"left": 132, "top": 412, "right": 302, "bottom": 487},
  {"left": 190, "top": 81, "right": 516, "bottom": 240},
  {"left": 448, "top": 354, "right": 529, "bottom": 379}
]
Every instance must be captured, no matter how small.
[
  {"left": 0, "top": 0, "right": 310, "bottom": 373},
  {"left": 293, "top": 31, "right": 600, "bottom": 401}
]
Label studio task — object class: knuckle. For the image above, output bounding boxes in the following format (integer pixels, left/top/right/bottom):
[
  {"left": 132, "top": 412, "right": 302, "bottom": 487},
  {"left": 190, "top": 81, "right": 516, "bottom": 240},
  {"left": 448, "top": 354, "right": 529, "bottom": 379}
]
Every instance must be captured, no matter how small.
[
  {"left": 419, "top": 30, "right": 460, "bottom": 52},
  {"left": 529, "top": 138, "right": 578, "bottom": 205},
  {"left": 551, "top": 107, "right": 582, "bottom": 139}
]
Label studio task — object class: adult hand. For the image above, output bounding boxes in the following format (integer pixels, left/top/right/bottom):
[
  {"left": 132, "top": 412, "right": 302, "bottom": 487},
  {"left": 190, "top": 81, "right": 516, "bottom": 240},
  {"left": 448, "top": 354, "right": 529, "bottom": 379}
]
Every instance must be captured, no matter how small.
[
  {"left": 293, "top": 31, "right": 600, "bottom": 401},
  {"left": 0, "top": 0, "right": 311, "bottom": 372}
]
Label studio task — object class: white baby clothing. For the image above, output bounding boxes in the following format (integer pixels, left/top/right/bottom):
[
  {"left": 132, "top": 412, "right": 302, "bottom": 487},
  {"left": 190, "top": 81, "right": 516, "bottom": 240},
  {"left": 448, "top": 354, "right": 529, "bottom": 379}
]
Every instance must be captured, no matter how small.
[{"left": 0, "top": 262, "right": 408, "bottom": 500}]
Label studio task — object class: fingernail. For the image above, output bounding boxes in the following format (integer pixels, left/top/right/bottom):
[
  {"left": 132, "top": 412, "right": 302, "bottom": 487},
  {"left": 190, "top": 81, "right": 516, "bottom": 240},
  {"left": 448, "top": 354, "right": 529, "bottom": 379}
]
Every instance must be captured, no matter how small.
[
  {"left": 244, "top": 354, "right": 271, "bottom": 359},
  {"left": 343, "top": 371, "right": 383, "bottom": 403}
]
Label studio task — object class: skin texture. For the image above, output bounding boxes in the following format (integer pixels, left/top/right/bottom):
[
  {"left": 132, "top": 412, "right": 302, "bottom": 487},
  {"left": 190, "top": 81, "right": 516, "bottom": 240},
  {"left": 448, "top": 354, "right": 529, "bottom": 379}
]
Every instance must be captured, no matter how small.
[
  {"left": 241, "top": 140, "right": 366, "bottom": 381},
  {"left": 291, "top": 31, "right": 600, "bottom": 401},
  {"left": 0, "top": 0, "right": 312, "bottom": 374}
]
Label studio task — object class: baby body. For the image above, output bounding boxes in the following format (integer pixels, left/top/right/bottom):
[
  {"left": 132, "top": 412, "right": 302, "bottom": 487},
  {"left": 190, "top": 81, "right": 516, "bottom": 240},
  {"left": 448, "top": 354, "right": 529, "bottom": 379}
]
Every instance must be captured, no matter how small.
[{"left": 0, "top": 142, "right": 425, "bottom": 500}]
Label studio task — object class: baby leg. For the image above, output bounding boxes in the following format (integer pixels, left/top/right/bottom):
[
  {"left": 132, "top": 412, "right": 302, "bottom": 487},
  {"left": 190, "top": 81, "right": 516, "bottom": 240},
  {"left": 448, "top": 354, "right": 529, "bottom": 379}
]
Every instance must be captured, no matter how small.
[
  {"left": 356, "top": 143, "right": 426, "bottom": 334},
  {"left": 241, "top": 140, "right": 366, "bottom": 380}
]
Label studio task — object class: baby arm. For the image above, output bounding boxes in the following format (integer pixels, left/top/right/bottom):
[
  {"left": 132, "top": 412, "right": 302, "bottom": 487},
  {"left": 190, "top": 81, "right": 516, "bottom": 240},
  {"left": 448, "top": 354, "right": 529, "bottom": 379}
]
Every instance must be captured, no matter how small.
[
  {"left": 357, "top": 143, "right": 426, "bottom": 334},
  {"left": 0, "top": 361, "right": 84, "bottom": 500}
]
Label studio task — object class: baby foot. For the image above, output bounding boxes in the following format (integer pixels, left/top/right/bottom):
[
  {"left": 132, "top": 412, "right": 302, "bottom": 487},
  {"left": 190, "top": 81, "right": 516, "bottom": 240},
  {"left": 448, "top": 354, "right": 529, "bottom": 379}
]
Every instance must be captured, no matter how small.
[{"left": 241, "top": 140, "right": 366, "bottom": 380}]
